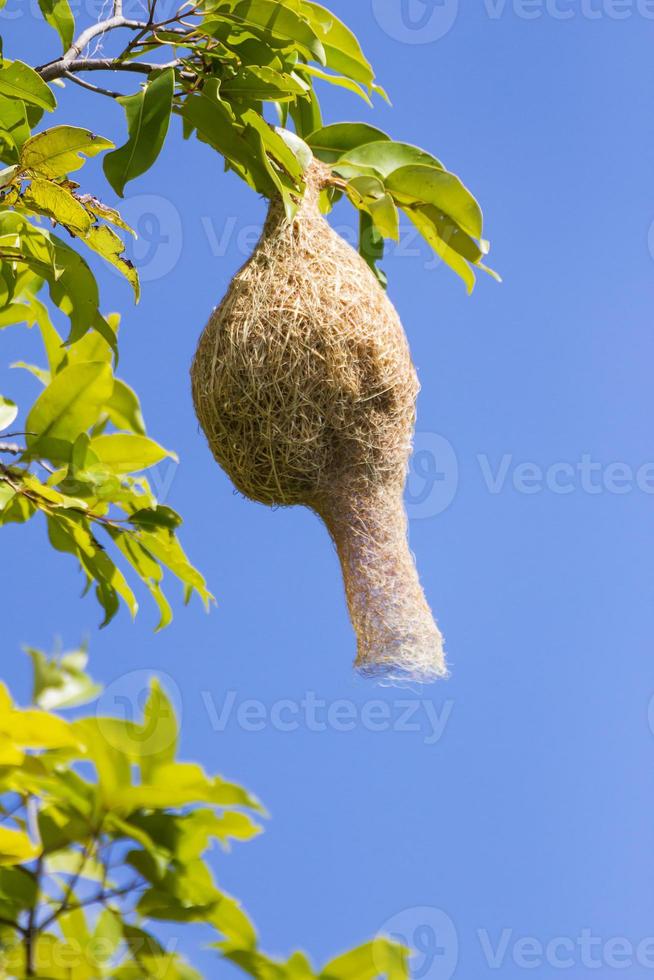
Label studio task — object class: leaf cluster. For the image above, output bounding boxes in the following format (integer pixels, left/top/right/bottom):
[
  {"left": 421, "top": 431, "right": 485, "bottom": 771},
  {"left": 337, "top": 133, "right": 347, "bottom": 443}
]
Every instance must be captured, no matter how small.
[{"left": 0, "top": 649, "right": 409, "bottom": 979}]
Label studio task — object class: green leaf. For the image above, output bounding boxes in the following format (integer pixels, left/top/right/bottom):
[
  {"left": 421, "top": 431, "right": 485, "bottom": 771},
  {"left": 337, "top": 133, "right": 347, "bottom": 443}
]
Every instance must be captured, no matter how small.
[
  {"left": 104, "top": 69, "right": 174, "bottom": 198},
  {"left": 138, "top": 526, "right": 214, "bottom": 609},
  {"left": 301, "top": 2, "right": 375, "bottom": 88},
  {"left": 46, "top": 233, "right": 115, "bottom": 347},
  {"left": 0, "top": 867, "right": 37, "bottom": 909},
  {"left": 107, "top": 530, "right": 173, "bottom": 631},
  {"left": 297, "top": 65, "right": 371, "bottom": 105},
  {"left": 90, "top": 434, "right": 174, "bottom": 474},
  {"left": 181, "top": 81, "right": 277, "bottom": 198},
  {"left": 0, "top": 395, "right": 17, "bottom": 431},
  {"left": 275, "top": 127, "right": 313, "bottom": 173},
  {"left": 22, "top": 177, "right": 92, "bottom": 235},
  {"left": 221, "top": 65, "right": 307, "bottom": 101},
  {"left": 0, "top": 61, "right": 56, "bottom": 111},
  {"left": 406, "top": 205, "right": 475, "bottom": 294},
  {"left": 410, "top": 202, "right": 483, "bottom": 264},
  {"left": 26, "top": 644, "right": 102, "bottom": 710},
  {"left": 204, "top": 1, "right": 326, "bottom": 64},
  {"left": 321, "top": 940, "right": 408, "bottom": 980},
  {"left": 49, "top": 513, "right": 139, "bottom": 625},
  {"left": 289, "top": 85, "right": 322, "bottom": 139},
  {"left": 25, "top": 361, "right": 113, "bottom": 462},
  {"left": 0, "top": 95, "right": 30, "bottom": 160},
  {"left": 346, "top": 176, "right": 399, "bottom": 241},
  {"left": 140, "top": 680, "right": 179, "bottom": 781},
  {"left": 37, "top": 0, "right": 75, "bottom": 50},
  {"left": 338, "top": 140, "right": 444, "bottom": 178},
  {"left": 307, "top": 122, "right": 389, "bottom": 163},
  {"left": 106, "top": 379, "right": 145, "bottom": 435},
  {"left": 385, "top": 163, "right": 483, "bottom": 240},
  {"left": 106, "top": 761, "right": 261, "bottom": 812},
  {"left": 21, "top": 126, "right": 114, "bottom": 179},
  {"left": 129, "top": 506, "right": 182, "bottom": 530},
  {"left": 358, "top": 210, "right": 386, "bottom": 288}
]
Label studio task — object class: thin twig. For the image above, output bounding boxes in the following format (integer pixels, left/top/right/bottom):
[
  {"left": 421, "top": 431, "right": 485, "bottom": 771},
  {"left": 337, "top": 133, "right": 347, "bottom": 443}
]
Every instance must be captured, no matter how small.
[
  {"left": 25, "top": 848, "right": 43, "bottom": 977},
  {"left": 63, "top": 72, "right": 122, "bottom": 99},
  {"left": 45, "top": 834, "right": 99, "bottom": 929},
  {"left": 39, "top": 881, "right": 144, "bottom": 930}
]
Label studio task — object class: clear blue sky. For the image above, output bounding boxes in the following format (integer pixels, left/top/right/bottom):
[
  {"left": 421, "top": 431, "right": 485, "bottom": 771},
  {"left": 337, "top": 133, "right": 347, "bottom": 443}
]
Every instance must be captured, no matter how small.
[{"left": 2, "top": 2, "right": 654, "bottom": 977}]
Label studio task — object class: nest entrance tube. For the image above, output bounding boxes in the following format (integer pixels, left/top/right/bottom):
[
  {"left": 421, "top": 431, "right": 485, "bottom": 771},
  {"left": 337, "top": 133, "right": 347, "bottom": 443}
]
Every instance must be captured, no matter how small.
[
  {"left": 191, "top": 157, "right": 447, "bottom": 682},
  {"left": 319, "top": 488, "right": 445, "bottom": 682}
]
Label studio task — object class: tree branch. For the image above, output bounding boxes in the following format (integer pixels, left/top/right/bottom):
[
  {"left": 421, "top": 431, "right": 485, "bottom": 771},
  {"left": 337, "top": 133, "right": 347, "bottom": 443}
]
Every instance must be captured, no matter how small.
[
  {"left": 25, "top": 849, "right": 43, "bottom": 977},
  {"left": 39, "top": 58, "right": 181, "bottom": 82}
]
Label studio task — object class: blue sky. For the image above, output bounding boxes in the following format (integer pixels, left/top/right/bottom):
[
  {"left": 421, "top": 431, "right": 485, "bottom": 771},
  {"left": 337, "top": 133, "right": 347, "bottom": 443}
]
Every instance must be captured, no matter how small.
[{"left": 2, "top": 2, "right": 654, "bottom": 977}]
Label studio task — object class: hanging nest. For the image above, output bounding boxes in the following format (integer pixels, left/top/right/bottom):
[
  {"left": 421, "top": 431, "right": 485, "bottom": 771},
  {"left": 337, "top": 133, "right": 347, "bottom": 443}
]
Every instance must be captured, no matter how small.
[{"left": 192, "top": 158, "right": 446, "bottom": 682}]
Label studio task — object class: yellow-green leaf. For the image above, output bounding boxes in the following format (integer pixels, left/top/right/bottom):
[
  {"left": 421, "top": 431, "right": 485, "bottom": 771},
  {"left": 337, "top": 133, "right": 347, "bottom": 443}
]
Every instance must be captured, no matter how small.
[
  {"left": 21, "top": 126, "right": 114, "bottom": 179},
  {"left": 0, "top": 827, "right": 41, "bottom": 866},
  {"left": 23, "top": 177, "right": 92, "bottom": 235},
  {"left": 90, "top": 434, "right": 174, "bottom": 474},
  {"left": 26, "top": 361, "right": 113, "bottom": 462}
]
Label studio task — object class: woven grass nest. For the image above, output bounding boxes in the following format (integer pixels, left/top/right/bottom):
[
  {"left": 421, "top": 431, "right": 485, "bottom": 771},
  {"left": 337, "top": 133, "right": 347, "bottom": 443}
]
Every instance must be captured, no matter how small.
[{"left": 192, "top": 157, "right": 446, "bottom": 682}]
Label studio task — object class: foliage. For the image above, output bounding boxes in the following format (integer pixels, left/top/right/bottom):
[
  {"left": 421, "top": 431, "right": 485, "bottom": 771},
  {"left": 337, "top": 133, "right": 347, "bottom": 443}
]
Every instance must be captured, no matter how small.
[
  {"left": 0, "top": 278, "right": 212, "bottom": 629},
  {"left": 0, "top": 646, "right": 409, "bottom": 979}
]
